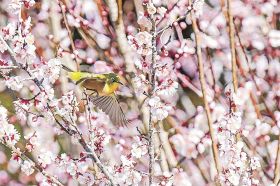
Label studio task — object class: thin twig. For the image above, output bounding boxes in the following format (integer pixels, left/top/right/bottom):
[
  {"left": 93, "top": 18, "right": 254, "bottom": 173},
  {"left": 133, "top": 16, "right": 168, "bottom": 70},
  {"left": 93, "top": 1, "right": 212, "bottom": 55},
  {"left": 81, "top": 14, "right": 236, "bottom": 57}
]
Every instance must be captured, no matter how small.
[
  {"left": 192, "top": 157, "right": 209, "bottom": 184},
  {"left": 188, "top": 0, "right": 221, "bottom": 179},
  {"left": 0, "top": 66, "right": 19, "bottom": 69},
  {"left": 0, "top": 35, "right": 17, "bottom": 65},
  {"left": 58, "top": 0, "right": 80, "bottom": 70},
  {"left": 234, "top": 21, "right": 276, "bottom": 122},
  {"left": 147, "top": 17, "right": 157, "bottom": 186},
  {"left": 233, "top": 18, "right": 279, "bottom": 183},
  {"left": 225, "top": 0, "right": 238, "bottom": 92},
  {"left": 156, "top": 9, "right": 192, "bottom": 35},
  {"left": 274, "top": 136, "right": 280, "bottom": 184}
]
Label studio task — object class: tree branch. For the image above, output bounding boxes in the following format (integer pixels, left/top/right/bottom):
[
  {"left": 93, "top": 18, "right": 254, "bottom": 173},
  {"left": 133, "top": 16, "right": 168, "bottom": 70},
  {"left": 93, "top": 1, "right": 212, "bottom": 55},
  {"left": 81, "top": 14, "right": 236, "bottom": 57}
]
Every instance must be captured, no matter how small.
[
  {"left": 188, "top": 0, "right": 221, "bottom": 180},
  {"left": 225, "top": 0, "right": 238, "bottom": 92}
]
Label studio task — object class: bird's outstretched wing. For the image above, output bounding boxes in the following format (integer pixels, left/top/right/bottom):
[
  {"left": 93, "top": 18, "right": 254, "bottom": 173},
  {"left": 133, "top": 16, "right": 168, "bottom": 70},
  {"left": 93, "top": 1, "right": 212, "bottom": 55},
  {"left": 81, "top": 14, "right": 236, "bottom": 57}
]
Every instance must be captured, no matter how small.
[{"left": 90, "top": 95, "right": 129, "bottom": 126}]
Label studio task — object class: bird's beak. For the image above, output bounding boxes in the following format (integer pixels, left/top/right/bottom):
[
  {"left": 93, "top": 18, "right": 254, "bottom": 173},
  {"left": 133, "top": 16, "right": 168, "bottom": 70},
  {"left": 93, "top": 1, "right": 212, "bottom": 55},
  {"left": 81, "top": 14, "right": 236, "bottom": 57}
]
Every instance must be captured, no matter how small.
[
  {"left": 117, "top": 81, "right": 123, "bottom": 85},
  {"left": 62, "top": 65, "right": 74, "bottom": 72}
]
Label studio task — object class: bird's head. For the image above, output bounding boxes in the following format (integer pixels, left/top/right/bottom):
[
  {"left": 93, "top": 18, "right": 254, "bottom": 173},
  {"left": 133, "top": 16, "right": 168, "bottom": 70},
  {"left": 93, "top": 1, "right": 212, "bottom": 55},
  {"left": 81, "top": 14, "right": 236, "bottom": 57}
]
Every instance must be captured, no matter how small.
[{"left": 106, "top": 73, "right": 123, "bottom": 85}]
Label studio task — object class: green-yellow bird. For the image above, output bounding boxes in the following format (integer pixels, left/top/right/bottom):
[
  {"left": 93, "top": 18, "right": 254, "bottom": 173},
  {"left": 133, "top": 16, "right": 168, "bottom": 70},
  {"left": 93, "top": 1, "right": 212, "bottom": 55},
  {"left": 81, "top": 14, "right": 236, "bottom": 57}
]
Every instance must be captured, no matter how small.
[{"left": 62, "top": 65, "right": 128, "bottom": 126}]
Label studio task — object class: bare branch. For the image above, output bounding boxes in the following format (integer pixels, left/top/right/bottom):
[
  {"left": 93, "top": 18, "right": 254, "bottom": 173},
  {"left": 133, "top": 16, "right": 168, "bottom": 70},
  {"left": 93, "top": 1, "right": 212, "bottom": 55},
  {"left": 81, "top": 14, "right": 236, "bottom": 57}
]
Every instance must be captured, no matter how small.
[{"left": 188, "top": 0, "right": 221, "bottom": 180}]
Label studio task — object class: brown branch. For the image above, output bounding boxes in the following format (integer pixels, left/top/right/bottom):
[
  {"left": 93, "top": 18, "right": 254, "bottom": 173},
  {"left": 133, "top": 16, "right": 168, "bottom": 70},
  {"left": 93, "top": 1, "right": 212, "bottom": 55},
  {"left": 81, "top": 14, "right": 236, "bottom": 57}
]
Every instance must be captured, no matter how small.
[
  {"left": 156, "top": 8, "right": 193, "bottom": 35},
  {"left": 188, "top": 0, "right": 221, "bottom": 179},
  {"left": 147, "top": 17, "right": 157, "bottom": 186},
  {"left": 192, "top": 157, "right": 209, "bottom": 184},
  {"left": 58, "top": 0, "right": 80, "bottom": 70},
  {"left": 226, "top": 0, "right": 238, "bottom": 92},
  {"left": 234, "top": 21, "right": 276, "bottom": 122},
  {"left": 274, "top": 136, "right": 280, "bottom": 184}
]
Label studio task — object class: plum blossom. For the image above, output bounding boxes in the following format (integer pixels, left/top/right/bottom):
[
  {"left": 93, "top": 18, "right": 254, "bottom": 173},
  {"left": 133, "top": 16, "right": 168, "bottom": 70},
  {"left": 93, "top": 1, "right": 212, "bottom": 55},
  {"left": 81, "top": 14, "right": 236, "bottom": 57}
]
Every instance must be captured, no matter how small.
[
  {"left": 5, "top": 76, "right": 24, "bottom": 91},
  {"left": 132, "top": 74, "right": 150, "bottom": 95},
  {"left": 0, "top": 106, "right": 20, "bottom": 146},
  {"left": 157, "top": 7, "right": 167, "bottom": 17},
  {"left": 156, "top": 79, "right": 179, "bottom": 96},
  {"left": 24, "top": 132, "right": 38, "bottom": 152},
  {"left": 21, "top": 160, "right": 35, "bottom": 176},
  {"left": 193, "top": 0, "right": 205, "bottom": 17},
  {"left": 115, "top": 155, "right": 142, "bottom": 185},
  {"left": 149, "top": 96, "right": 172, "bottom": 122},
  {"left": 170, "top": 128, "right": 209, "bottom": 158},
  {"left": 137, "top": 12, "right": 152, "bottom": 30},
  {"left": 38, "top": 150, "right": 54, "bottom": 168},
  {"left": 90, "top": 128, "right": 111, "bottom": 153},
  {"left": 131, "top": 137, "right": 148, "bottom": 159},
  {"left": 268, "top": 30, "right": 280, "bottom": 47},
  {"left": 128, "top": 31, "right": 153, "bottom": 56},
  {"left": 147, "top": 3, "right": 157, "bottom": 15},
  {"left": 0, "top": 40, "right": 7, "bottom": 53},
  {"left": 77, "top": 172, "right": 95, "bottom": 185},
  {"left": 45, "top": 58, "right": 62, "bottom": 84},
  {"left": 250, "top": 157, "right": 261, "bottom": 170},
  {"left": 217, "top": 110, "right": 260, "bottom": 185}
]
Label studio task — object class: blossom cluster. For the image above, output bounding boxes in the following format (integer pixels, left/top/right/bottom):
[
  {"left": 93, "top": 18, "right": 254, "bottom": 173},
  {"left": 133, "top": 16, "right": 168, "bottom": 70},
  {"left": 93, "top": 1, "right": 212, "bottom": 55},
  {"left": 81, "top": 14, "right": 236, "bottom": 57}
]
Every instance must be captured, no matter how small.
[
  {"left": 217, "top": 111, "right": 261, "bottom": 185},
  {"left": 0, "top": 0, "right": 279, "bottom": 185}
]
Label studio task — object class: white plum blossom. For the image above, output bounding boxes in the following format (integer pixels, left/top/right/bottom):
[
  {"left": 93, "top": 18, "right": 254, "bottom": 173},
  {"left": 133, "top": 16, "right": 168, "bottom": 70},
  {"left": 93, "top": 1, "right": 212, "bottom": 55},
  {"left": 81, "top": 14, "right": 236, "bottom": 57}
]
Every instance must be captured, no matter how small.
[
  {"left": 36, "top": 58, "right": 61, "bottom": 84},
  {"left": 0, "top": 40, "right": 7, "bottom": 53},
  {"left": 0, "top": 124, "right": 21, "bottom": 146},
  {"left": 90, "top": 128, "right": 111, "bottom": 153},
  {"left": 120, "top": 155, "right": 135, "bottom": 167},
  {"left": 24, "top": 132, "right": 38, "bottom": 152},
  {"left": 10, "top": 0, "right": 35, "bottom": 12},
  {"left": 193, "top": 0, "right": 205, "bottom": 17},
  {"left": 250, "top": 157, "right": 261, "bottom": 170},
  {"left": 5, "top": 76, "right": 24, "bottom": 91},
  {"left": 217, "top": 110, "right": 260, "bottom": 185},
  {"left": 128, "top": 31, "right": 153, "bottom": 56},
  {"left": 268, "top": 29, "right": 280, "bottom": 47},
  {"left": 116, "top": 155, "right": 142, "bottom": 185},
  {"left": 0, "top": 0, "right": 278, "bottom": 185},
  {"left": 1, "top": 23, "right": 17, "bottom": 40},
  {"left": 156, "top": 79, "right": 179, "bottom": 96},
  {"left": 131, "top": 137, "right": 148, "bottom": 159},
  {"left": 77, "top": 172, "right": 95, "bottom": 185},
  {"left": 157, "top": 7, "right": 167, "bottom": 17},
  {"left": 149, "top": 96, "right": 172, "bottom": 122},
  {"left": 135, "top": 31, "right": 152, "bottom": 46},
  {"left": 66, "top": 162, "right": 77, "bottom": 176},
  {"left": 132, "top": 74, "right": 149, "bottom": 95},
  {"left": 125, "top": 169, "right": 142, "bottom": 185},
  {"left": 0, "top": 105, "right": 8, "bottom": 122},
  {"left": 137, "top": 12, "right": 152, "bottom": 30},
  {"left": 147, "top": 3, "right": 157, "bottom": 15},
  {"left": 38, "top": 150, "right": 54, "bottom": 168},
  {"left": 21, "top": 160, "right": 35, "bottom": 176},
  {"left": 54, "top": 91, "right": 79, "bottom": 122},
  {"left": 0, "top": 106, "right": 20, "bottom": 147},
  {"left": 170, "top": 128, "right": 208, "bottom": 158}
]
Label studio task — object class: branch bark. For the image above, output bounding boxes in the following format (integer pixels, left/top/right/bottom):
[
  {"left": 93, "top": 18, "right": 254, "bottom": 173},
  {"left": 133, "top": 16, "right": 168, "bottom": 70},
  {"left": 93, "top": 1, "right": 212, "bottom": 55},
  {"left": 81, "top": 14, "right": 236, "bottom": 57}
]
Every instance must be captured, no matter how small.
[
  {"left": 188, "top": 0, "right": 221, "bottom": 179},
  {"left": 225, "top": 0, "right": 238, "bottom": 92}
]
